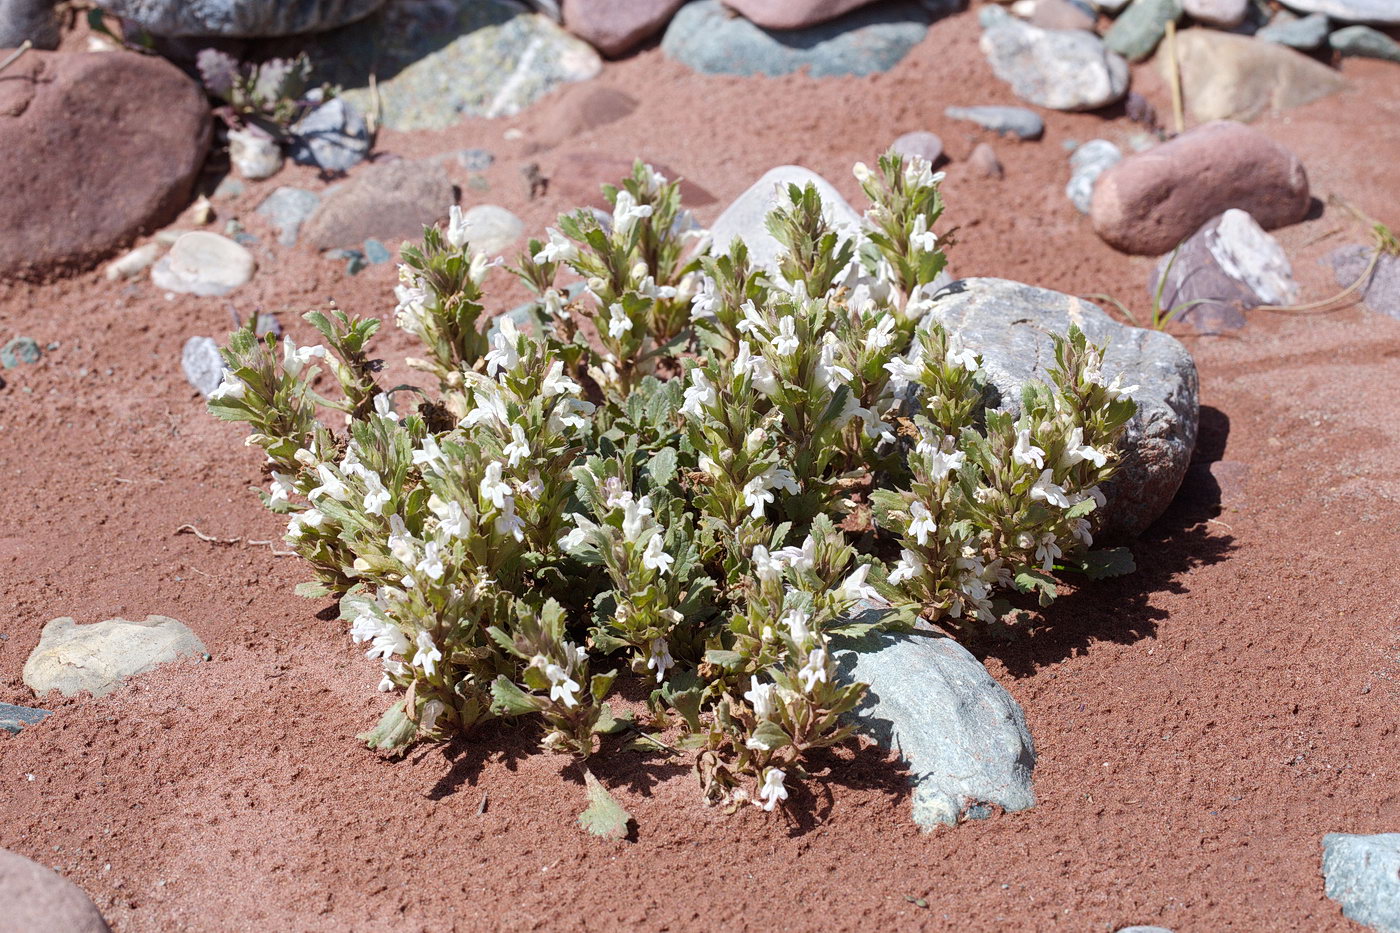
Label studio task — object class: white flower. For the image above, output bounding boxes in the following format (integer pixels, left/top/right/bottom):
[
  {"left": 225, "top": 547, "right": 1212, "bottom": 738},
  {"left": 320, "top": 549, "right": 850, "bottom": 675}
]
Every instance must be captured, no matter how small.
[
  {"left": 309, "top": 464, "right": 349, "bottom": 502},
  {"left": 612, "top": 190, "right": 654, "bottom": 238},
  {"left": 516, "top": 470, "right": 544, "bottom": 500},
  {"left": 269, "top": 471, "right": 297, "bottom": 505},
  {"left": 420, "top": 698, "right": 446, "bottom": 732},
  {"left": 758, "top": 768, "right": 788, "bottom": 812},
  {"left": 479, "top": 461, "right": 511, "bottom": 509},
  {"left": 558, "top": 522, "right": 590, "bottom": 552},
  {"left": 282, "top": 338, "right": 327, "bottom": 378},
  {"left": 865, "top": 315, "right": 897, "bottom": 353},
  {"left": 413, "top": 435, "right": 445, "bottom": 469},
  {"left": 540, "top": 361, "right": 581, "bottom": 397},
  {"left": 416, "top": 540, "right": 445, "bottom": 581},
  {"left": 888, "top": 547, "right": 924, "bottom": 585},
  {"left": 744, "top": 677, "right": 777, "bottom": 719},
  {"left": 783, "top": 608, "right": 811, "bottom": 645},
  {"left": 286, "top": 507, "right": 324, "bottom": 538},
  {"left": 816, "top": 334, "right": 853, "bottom": 390},
  {"left": 1070, "top": 517, "right": 1093, "bottom": 546},
  {"left": 752, "top": 545, "right": 784, "bottom": 583},
  {"left": 362, "top": 470, "right": 391, "bottom": 516},
  {"left": 641, "top": 534, "right": 674, "bottom": 576},
  {"left": 1086, "top": 485, "right": 1107, "bottom": 508},
  {"left": 745, "top": 735, "right": 772, "bottom": 752},
  {"left": 798, "top": 647, "right": 828, "bottom": 693},
  {"left": 946, "top": 334, "right": 979, "bottom": 372},
  {"left": 412, "top": 630, "right": 443, "bottom": 677},
  {"left": 908, "top": 500, "right": 937, "bottom": 546},
  {"left": 545, "top": 663, "right": 581, "bottom": 708},
  {"left": 446, "top": 204, "right": 469, "bottom": 250},
  {"left": 734, "top": 340, "right": 778, "bottom": 396},
  {"left": 637, "top": 275, "right": 678, "bottom": 301},
  {"left": 547, "top": 397, "right": 595, "bottom": 435},
  {"left": 494, "top": 497, "right": 525, "bottom": 542},
  {"left": 1013, "top": 428, "right": 1046, "bottom": 469},
  {"left": 387, "top": 514, "right": 417, "bottom": 564},
  {"left": 641, "top": 164, "right": 667, "bottom": 194},
  {"left": 485, "top": 317, "right": 521, "bottom": 377},
  {"left": 852, "top": 162, "right": 874, "bottom": 185},
  {"left": 916, "top": 435, "right": 966, "bottom": 479},
  {"left": 909, "top": 213, "right": 938, "bottom": 254},
  {"left": 606, "top": 304, "right": 633, "bottom": 340},
  {"left": 1061, "top": 427, "right": 1107, "bottom": 468},
  {"left": 1029, "top": 469, "right": 1072, "bottom": 509},
  {"left": 743, "top": 467, "right": 798, "bottom": 520},
  {"left": 373, "top": 393, "right": 398, "bottom": 423},
  {"left": 377, "top": 659, "right": 407, "bottom": 692},
  {"left": 209, "top": 372, "right": 245, "bottom": 400},
  {"left": 621, "top": 495, "right": 654, "bottom": 542},
  {"left": 690, "top": 275, "right": 718, "bottom": 322},
  {"left": 645, "top": 637, "right": 674, "bottom": 683},
  {"left": 533, "top": 228, "right": 577, "bottom": 264},
  {"left": 680, "top": 368, "right": 716, "bottom": 419},
  {"left": 773, "top": 316, "right": 799, "bottom": 357},
  {"left": 351, "top": 613, "right": 409, "bottom": 662},
  {"left": 503, "top": 423, "right": 531, "bottom": 468},
  {"left": 775, "top": 536, "right": 816, "bottom": 573},
  {"left": 434, "top": 499, "right": 470, "bottom": 539},
  {"left": 837, "top": 563, "right": 878, "bottom": 602},
  {"left": 884, "top": 342, "right": 923, "bottom": 391},
  {"left": 1035, "top": 533, "right": 1062, "bottom": 572},
  {"left": 903, "top": 157, "right": 940, "bottom": 191}
]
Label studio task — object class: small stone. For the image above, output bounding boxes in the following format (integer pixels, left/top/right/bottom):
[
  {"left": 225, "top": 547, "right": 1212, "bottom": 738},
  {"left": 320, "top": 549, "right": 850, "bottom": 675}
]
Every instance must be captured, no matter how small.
[
  {"left": 0, "top": 702, "right": 51, "bottom": 735},
  {"left": 362, "top": 239, "right": 393, "bottom": 264},
  {"left": 1330, "top": 24, "right": 1400, "bottom": 61},
  {"left": 1125, "top": 91, "right": 1160, "bottom": 128},
  {"left": 979, "top": 6, "right": 1130, "bottom": 111},
  {"left": 0, "top": 0, "right": 60, "bottom": 49},
  {"left": 23, "top": 615, "right": 209, "bottom": 698},
  {"left": 0, "top": 848, "right": 111, "bottom": 932},
  {"left": 1065, "top": 139, "right": 1122, "bottom": 214},
  {"left": 1029, "top": 0, "right": 1097, "bottom": 31},
  {"left": 708, "top": 165, "right": 863, "bottom": 276},
  {"left": 104, "top": 243, "right": 161, "bottom": 281},
  {"left": 663, "top": 0, "right": 931, "bottom": 77},
  {"left": 944, "top": 104, "right": 1045, "bottom": 139},
  {"left": 1255, "top": 11, "right": 1330, "bottom": 49},
  {"left": 452, "top": 205, "right": 525, "bottom": 256},
  {"left": 227, "top": 127, "right": 283, "bottom": 180},
  {"left": 289, "top": 98, "right": 371, "bottom": 173},
  {"left": 1331, "top": 245, "right": 1400, "bottom": 319},
  {"left": 724, "top": 0, "right": 883, "bottom": 29},
  {"left": 1091, "top": 120, "right": 1310, "bottom": 256},
  {"left": 212, "top": 176, "right": 246, "bottom": 201},
  {"left": 301, "top": 159, "right": 454, "bottom": 251},
  {"left": 151, "top": 232, "right": 256, "bottom": 296},
  {"left": 1322, "top": 833, "right": 1400, "bottom": 933},
  {"left": 890, "top": 130, "right": 944, "bottom": 166},
  {"left": 1183, "top": 0, "right": 1245, "bottom": 26},
  {"left": 1167, "top": 29, "right": 1349, "bottom": 123},
  {"left": 562, "top": 0, "right": 687, "bottom": 56},
  {"left": 180, "top": 336, "right": 225, "bottom": 397},
  {"left": 968, "top": 142, "right": 1004, "bottom": 178},
  {"left": 456, "top": 148, "right": 495, "bottom": 172},
  {"left": 255, "top": 187, "right": 321, "bottom": 247},
  {"left": 1, "top": 337, "right": 43, "bottom": 369},
  {"left": 190, "top": 194, "right": 215, "bottom": 226},
  {"left": 1103, "top": 0, "right": 1182, "bottom": 62},
  {"left": 254, "top": 313, "right": 282, "bottom": 337},
  {"left": 1278, "top": 0, "right": 1400, "bottom": 25}
]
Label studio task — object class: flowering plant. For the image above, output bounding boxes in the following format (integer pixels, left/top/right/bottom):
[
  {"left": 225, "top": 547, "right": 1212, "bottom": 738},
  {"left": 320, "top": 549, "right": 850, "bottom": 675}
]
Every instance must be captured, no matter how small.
[{"left": 209, "top": 155, "right": 1135, "bottom": 832}]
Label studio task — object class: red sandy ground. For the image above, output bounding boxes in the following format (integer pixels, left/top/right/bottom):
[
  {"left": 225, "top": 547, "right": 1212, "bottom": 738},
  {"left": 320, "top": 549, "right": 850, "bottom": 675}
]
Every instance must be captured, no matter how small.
[{"left": 2, "top": 11, "right": 1399, "bottom": 931}]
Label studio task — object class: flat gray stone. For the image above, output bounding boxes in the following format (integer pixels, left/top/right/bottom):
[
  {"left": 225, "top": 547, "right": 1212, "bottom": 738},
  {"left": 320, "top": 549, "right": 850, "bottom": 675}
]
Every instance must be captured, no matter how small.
[
  {"left": 1, "top": 336, "right": 41, "bottom": 369},
  {"left": 255, "top": 187, "right": 321, "bottom": 247},
  {"left": 1256, "top": 11, "right": 1330, "bottom": 48},
  {"left": 1323, "top": 833, "right": 1400, "bottom": 933},
  {"left": 1332, "top": 245, "right": 1400, "bottom": 320},
  {"left": 151, "top": 232, "right": 256, "bottom": 297},
  {"left": 1279, "top": 0, "right": 1400, "bottom": 24},
  {"left": 455, "top": 204, "right": 525, "bottom": 256},
  {"left": 663, "top": 0, "right": 931, "bottom": 77},
  {"left": 288, "top": 98, "right": 371, "bottom": 172},
  {"left": 836, "top": 620, "right": 1036, "bottom": 829},
  {"left": 1104, "top": 0, "right": 1182, "bottom": 62},
  {"left": 0, "top": 848, "right": 110, "bottom": 932},
  {"left": 944, "top": 105, "right": 1045, "bottom": 139},
  {"left": 23, "top": 615, "right": 208, "bottom": 698},
  {"left": 1066, "top": 139, "right": 1123, "bottom": 214},
  {"left": 0, "top": 0, "right": 60, "bottom": 49},
  {"left": 706, "top": 165, "right": 862, "bottom": 277},
  {"left": 927, "top": 278, "right": 1199, "bottom": 537},
  {"left": 93, "top": 0, "right": 387, "bottom": 36},
  {"left": 0, "top": 702, "right": 51, "bottom": 735},
  {"left": 1330, "top": 24, "right": 1400, "bottom": 61},
  {"left": 979, "top": 6, "right": 1130, "bottom": 111},
  {"left": 180, "top": 336, "right": 225, "bottom": 397}
]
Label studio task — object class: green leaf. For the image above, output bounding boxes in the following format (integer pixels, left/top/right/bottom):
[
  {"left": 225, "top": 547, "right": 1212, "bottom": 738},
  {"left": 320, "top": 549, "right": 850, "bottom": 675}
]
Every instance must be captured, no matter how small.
[
  {"left": 1077, "top": 547, "right": 1136, "bottom": 580},
  {"left": 703, "top": 649, "right": 745, "bottom": 671},
  {"left": 646, "top": 447, "right": 679, "bottom": 489},
  {"left": 294, "top": 581, "right": 331, "bottom": 599},
  {"left": 490, "top": 675, "right": 543, "bottom": 717},
  {"left": 579, "top": 769, "right": 632, "bottom": 841},
  {"left": 357, "top": 702, "right": 418, "bottom": 751}
]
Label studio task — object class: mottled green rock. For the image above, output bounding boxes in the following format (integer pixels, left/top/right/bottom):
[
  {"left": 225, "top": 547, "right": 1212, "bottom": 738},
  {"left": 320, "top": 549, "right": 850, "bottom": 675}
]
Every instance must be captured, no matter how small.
[
  {"left": 312, "top": 0, "right": 602, "bottom": 132},
  {"left": 1330, "top": 24, "right": 1400, "bottom": 62},
  {"left": 1104, "top": 0, "right": 1182, "bottom": 62}
]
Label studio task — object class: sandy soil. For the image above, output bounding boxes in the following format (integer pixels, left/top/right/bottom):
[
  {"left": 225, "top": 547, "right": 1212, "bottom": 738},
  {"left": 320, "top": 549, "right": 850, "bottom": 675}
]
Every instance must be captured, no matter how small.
[{"left": 2, "top": 10, "right": 1399, "bottom": 931}]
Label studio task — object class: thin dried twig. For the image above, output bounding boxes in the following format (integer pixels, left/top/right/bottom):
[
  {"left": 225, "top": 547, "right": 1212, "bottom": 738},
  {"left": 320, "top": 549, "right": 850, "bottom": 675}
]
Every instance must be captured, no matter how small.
[
  {"left": 0, "top": 40, "right": 32, "bottom": 75},
  {"left": 175, "top": 524, "right": 295, "bottom": 556},
  {"left": 1164, "top": 22, "right": 1185, "bottom": 135}
]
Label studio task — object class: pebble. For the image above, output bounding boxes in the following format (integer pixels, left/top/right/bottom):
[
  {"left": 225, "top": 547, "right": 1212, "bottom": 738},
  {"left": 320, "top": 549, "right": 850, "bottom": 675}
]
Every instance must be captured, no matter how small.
[
  {"left": 1183, "top": 0, "right": 1246, "bottom": 26},
  {"left": 23, "top": 615, "right": 209, "bottom": 698},
  {"left": 289, "top": 98, "right": 371, "bottom": 172},
  {"left": 708, "top": 165, "right": 863, "bottom": 275},
  {"left": 0, "top": 848, "right": 111, "bottom": 932},
  {"left": 1091, "top": 120, "right": 1311, "bottom": 255},
  {"left": 1255, "top": 11, "right": 1330, "bottom": 49},
  {"left": 456, "top": 148, "right": 495, "bottom": 172},
  {"left": 1, "top": 337, "right": 43, "bottom": 369},
  {"left": 1322, "top": 833, "right": 1400, "bottom": 933},
  {"left": 151, "top": 232, "right": 256, "bottom": 296},
  {"left": 181, "top": 336, "right": 226, "bottom": 397},
  {"left": 0, "top": 702, "right": 51, "bottom": 735},
  {"left": 1331, "top": 246, "right": 1400, "bottom": 319},
  {"left": 968, "top": 142, "right": 1004, "bottom": 178},
  {"left": 944, "top": 104, "right": 1045, "bottom": 139},
  {"left": 255, "top": 187, "right": 322, "bottom": 247},
  {"left": 363, "top": 239, "right": 393, "bottom": 264},
  {"left": 104, "top": 243, "right": 162, "bottom": 281},
  {"left": 228, "top": 127, "right": 283, "bottom": 180},
  {"left": 562, "top": 0, "right": 687, "bottom": 56},
  {"left": 1029, "top": 0, "right": 1098, "bottom": 31},
  {"left": 1168, "top": 29, "right": 1348, "bottom": 123},
  {"left": 890, "top": 130, "right": 944, "bottom": 166},
  {"left": 1103, "top": 0, "right": 1182, "bottom": 62},
  {"left": 453, "top": 205, "right": 526, "bottom": 256},
  {"left": 301, "top": 159, "right": 454, "bottom": 251},
  {"left": 1065, "top": 139, "right": 1122, "bottom": 214},
  {"left": 1277, "top": 0, "right": 1400, "bottom": 25},
  {"left": 979, "top": 6, "right": 1130, "bottom": 111},
  {"left": 1329, "top": 24, "right": 1400, "bottom": 62},
  {"left": 725, "top": 0, "right": 884, "bottom": 29},
  {"left": 663, "top": 0, "right": 930, "bottom": 77},
  {"left": 212, "top": 176, "right": 246, "bottom": 201}
]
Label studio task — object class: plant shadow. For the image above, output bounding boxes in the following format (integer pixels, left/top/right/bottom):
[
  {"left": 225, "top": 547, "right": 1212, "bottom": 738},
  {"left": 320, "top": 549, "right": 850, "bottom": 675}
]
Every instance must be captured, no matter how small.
[
  {"left": 777, "top": 737, "right": 914, "bottom": 837},
  {"left": 970, "top": 405, "right": 1238, "bottom": 677}
]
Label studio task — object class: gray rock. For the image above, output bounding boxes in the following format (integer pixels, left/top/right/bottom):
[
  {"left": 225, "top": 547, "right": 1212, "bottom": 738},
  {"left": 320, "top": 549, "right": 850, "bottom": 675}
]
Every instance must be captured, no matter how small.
[
  {"left": 1278, "top": 0, "right": 1400, "bottom": 24},
  {"left": 968, "top": 142, "right": 1004, "bottom": 178},
  {"left": 1165, "top": 30, "right": 1349, "bottom": 123},
  {"left": 1066, "top": 139, "right": 1123, "bottom": 214},
  {"left": 255, "top": 186, "right": 321, "bottom": 247},
  {"left": 1322, "top": 833, "right": 1400, "bottom": 933},
  {"left": 0, "top": 848, "right": 111, "bottom": 932},
  {"left": 1256, "top": 11, "right": 1330, "bottom": 48},
  {"left": 927, "top": 278, "right": 1199, "bottom": 537},
  {"left": 1151, "top": 209, "right": 1298, "bottom": 333},
  {"left": 1, "top": 336, "right": 41, "bottom": 369},
  {"left": 363, "top": 238, "right": 392, "bottom": 264},
  {"left": 662, "top": 0, "right": 930, "bottom": 77},
  {"left": 1183, "top": 0, "right": 1245, "bottom": 26},
  {"left": 23, "top": 615, "right": 208, "bottom": 698},
  {"left": 181, "top": 336, "right": 226, "bottom": 398},
  {"left": 288, "top": 98, "right": 371, "bottom": 172},
  {"left": 836, "top": 621, "right": 1035, "bottom": 829},
  {"left": 707, "top": 165, "right": 863, "bottom": 277},
  {"left": 455, "top": 204, "right": 525, "bottom": 256},
  {"left": 212, "top": 176, "right": 246, "bottom": 201},
  {"left": 891, "top": 130, "right": 944, "bottom": 166},
  {"left": 0, "top": 0, "right": 59, "bottom": 49},
  {"left": 93, "top": 0, "right": 387, "bottom": 36},
  {"left": 1029, "top": 0, "right": 1098, "bottom": 31},
  {"left": 1104, "top": 0, "right": 1183, "bottom": 62},
  {"left": 0, "top": 702, "right": 51, "bottom": 735},
  {"left": 1331, "top": 245, "right": 1400, "bottom": 320},
  {"left": 151, "top": 232, "right": 256, "bottom": 296},
  {"left": 456, "top": 148, "right": 495, "bottom": 172},
  {"left": 228, "top": 127, "right": 283, "bottom": 180},
  {"left": 301, "top": 158, "right": 453, "bottom": 251},
  {"left": 1330, "top": 24, "right": 1400, "bottom": 61},
  {"left": 314, "top": 0, "right": 602, "bottom": 132},
  {"left": 944, "top": 104, "right": 1045, "bottom": 140},
  {"left": 979, "top": 6, "right": 1130, "bottom": 111}
]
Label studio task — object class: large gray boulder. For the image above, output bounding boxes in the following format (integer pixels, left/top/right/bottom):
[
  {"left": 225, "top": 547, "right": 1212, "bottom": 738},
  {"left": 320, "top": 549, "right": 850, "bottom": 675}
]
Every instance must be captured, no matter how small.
[
  {"left": 23, "top": 615, "right": 208, "bottom": 698},
  {"left": 927, "top": 278, "right": 1199, "bottom": 537},
  {"left": 1322, "top": 833, "right": 1400, "bottom": 933},
  {"left": 0, "top": 848, "right": 110, "bottom": 933},
  {"left": 707, "top": 165, "right": 863, "bottom": 277},
  {"left": 979, "top": 6, "right": 1129, "bottom": 111},
  {"left": 836, "top": 623, "right": 1036, "bottom": 829},
  {"left": 95, "top": 0, "right": 387, "bottom": 36}
]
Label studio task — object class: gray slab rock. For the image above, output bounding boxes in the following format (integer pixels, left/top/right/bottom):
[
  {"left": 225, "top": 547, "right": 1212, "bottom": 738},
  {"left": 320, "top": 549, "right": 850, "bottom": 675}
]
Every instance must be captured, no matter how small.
[
  {"left": 94, "top": 0, "right": 387, "bottom": 36},
  {"left": 0, "top": 0, "right": 59, "bottom": 48},
  {"left": 1331, "top": 245, "right": 1400, "bottom": 319},
  {"left": 1330, "top": 24, "right": 1400, "bottom": 61},
  {"left": 1323, "top": 833, "right": 1400, "bottom": 933},
  {"left": 23, "top": 615, "right": 208, "bottom": 698},
  {"left": 0, "top": 702, "right": 51, "bottom": 735},
  {"left": 1104, "top": 0, "right": 1182, "bottom": 61},
  {"left": 707, "top": 165, "right": 863, "bottom": 277},
  {"left": 180, "top": 336, "right": 225, "bottom": 397},
  {"left": 927, "top": 278, "right": 1199, "bottom": 536},
  {"left": 836, "top": 622, "right": 1036, "bottom": 829},
  {"left": 1279, "top": 0, "right": 1400, "bottom": 24},
  {"left": 1066, "top": 139, "right": 1123, "bottom": 214},
  {"left": 1256, "top": 11, "right": 1330, "bottom": 48},
  {"left": 0, "top": 848, "right": 111, "bottom": 932},
  {"left": 288, "top": 98, "right": 371, "bottom": 172},
  {"left": 256, "top": 187, "right": 321, "bottom": 247},
  {"left": 944, "top": 105, "right": 1045, "bottom": 139},
  {"left": 662, "top": 0, "right": 931, "bottom": 77},
  {"left": 151, "top": 232, "right": 256, "bottom": 296},
  {"left": 979, "top": 6, "right": 1130, "bottom": 111}
]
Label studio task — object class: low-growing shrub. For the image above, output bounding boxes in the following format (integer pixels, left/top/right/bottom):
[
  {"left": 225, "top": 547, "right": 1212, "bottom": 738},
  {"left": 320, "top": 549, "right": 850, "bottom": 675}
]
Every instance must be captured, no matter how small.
[{"left": 209, "top": 154, "right": 1136, "bottom": 829}]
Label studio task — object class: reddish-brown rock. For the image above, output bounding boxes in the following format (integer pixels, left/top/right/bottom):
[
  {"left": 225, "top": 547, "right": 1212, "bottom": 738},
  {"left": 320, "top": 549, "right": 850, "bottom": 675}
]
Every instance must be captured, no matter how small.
[
  {"left": 0, "top": 50, "right": 210, "bottom": 278},
  {"left": 525, "top": 85, "right": 639, "bottom": 153},
  {"left": 1029, "top": 0, "right": 1097, "bottom": 31},
  {"left": 547, "top": 152, "right": 717, "bottom": 210},
  {"left": 301, "top": 158, "right": 454, "bottom": 251},
  {"left": 722, "top": 0, "right": 880, "bottom": 29},
  {"left": 1090, "top": 120, "right": 1309, "bottom": 256},
  {"left": 0, "top": 848, "right": 111, "bottom": 932},
  {"left": 562, "top": 0, "right": 687, "bottom": 56}
]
